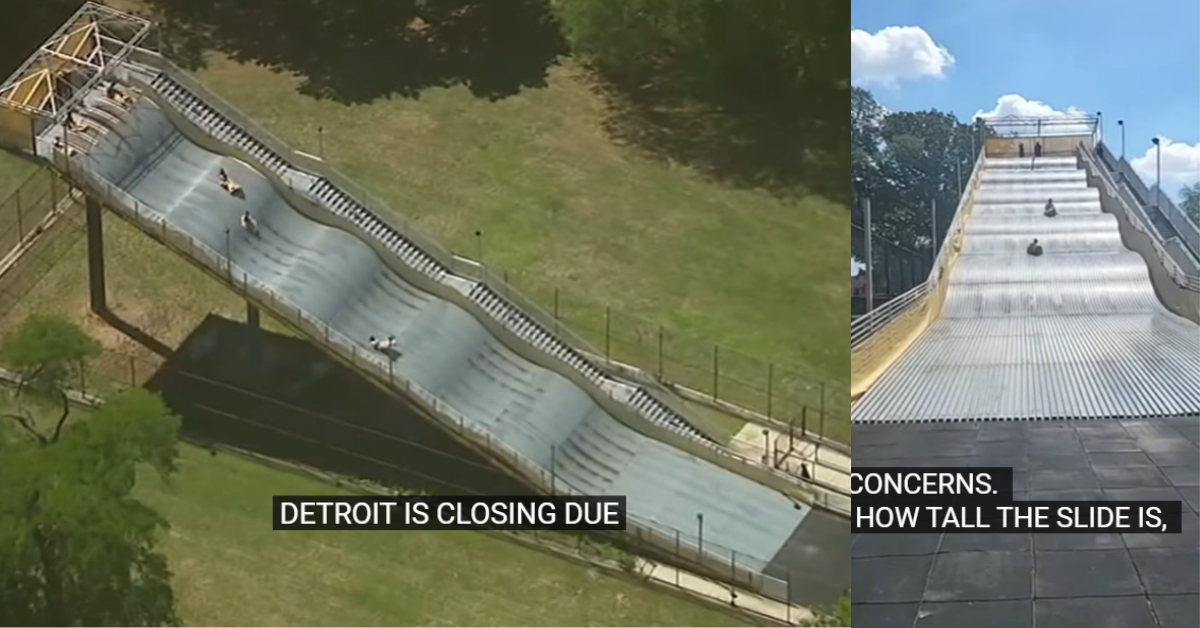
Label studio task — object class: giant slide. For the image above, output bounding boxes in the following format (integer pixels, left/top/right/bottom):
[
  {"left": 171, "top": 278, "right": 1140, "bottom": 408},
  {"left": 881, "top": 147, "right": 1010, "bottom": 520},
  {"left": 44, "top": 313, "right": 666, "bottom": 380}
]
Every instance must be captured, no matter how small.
[
  {"left": 854, "top": 155, "right": 1200, "bottom": 423},
  {"left": 48, "top": 66, "right": 843, "bottom": 603}
]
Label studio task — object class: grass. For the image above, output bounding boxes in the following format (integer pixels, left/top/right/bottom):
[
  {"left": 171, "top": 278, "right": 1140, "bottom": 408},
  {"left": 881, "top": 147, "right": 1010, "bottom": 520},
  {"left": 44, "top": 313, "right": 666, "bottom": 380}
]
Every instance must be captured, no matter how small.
[
  {"left": 0, "top": 7, "right": 844, "bottom": 621},
  {"left": 0, "top": 153, "right": 37, "bottom": 202},
  {"left": 188, "top": 55, "right": 848, "bottom": 409},
  {"left": 0, "top": 393, "right": 749, "bottom": 627}
]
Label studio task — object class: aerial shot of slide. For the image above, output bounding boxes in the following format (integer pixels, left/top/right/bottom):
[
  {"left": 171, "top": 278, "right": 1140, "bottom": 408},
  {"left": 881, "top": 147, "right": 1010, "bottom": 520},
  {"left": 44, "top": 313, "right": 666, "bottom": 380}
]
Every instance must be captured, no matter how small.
[
  {"left": 0, "top": 2, "right": 846, "bottom": 626},
  {"left": 852, "top": 3, "right": 1200, "bottom": 626}
]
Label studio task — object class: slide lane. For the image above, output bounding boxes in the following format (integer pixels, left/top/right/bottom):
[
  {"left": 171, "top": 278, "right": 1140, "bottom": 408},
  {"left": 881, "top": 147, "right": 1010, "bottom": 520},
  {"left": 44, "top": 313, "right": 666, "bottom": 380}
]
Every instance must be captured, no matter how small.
[
  {"left": 76, "top": 100, "right": 813, "bottom": 571},
  {"left": 853, "top": 156, "right": 1200, "bottom": 423}
]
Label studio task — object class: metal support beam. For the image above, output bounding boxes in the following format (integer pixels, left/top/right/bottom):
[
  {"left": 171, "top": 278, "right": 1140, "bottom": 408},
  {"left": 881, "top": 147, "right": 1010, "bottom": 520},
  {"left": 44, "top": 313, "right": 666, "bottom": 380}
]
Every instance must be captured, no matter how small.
[
  {"left": 246, "top": 303, "right": 260, "bottom": 329},
  {"left": 85, "top": 195, "right": 106, "bottom": 313}
]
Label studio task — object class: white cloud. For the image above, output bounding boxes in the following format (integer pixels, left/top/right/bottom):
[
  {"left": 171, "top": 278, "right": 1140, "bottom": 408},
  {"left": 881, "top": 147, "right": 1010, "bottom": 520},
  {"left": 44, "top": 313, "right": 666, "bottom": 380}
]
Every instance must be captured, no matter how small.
[
  {"left": 851, "top": 26, "right": 954, "bottom": 86},
  {"left": 1130, "top": 138, "right": 1200, "bottom": 189},
  {"left": 973, "top": 94, "right": 1095, "bottom": 136}
]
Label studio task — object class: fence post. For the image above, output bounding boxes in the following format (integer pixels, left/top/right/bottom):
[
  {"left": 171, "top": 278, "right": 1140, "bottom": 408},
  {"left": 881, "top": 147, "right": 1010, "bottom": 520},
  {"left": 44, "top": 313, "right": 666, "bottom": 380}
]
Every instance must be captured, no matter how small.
[
  {"left": 766, "top": 363, "right": 774, "bottom": 418},
  {"left": 819, "top": 382, "right": 826, "bottom": 438},
  {"left": 604, "top": 306, "right": 611, "bottom": 360},
  {"left": 15, "top": 188, "right": 23, "bottom": 239},
  {"left": 712, "top": 345, "right": 719, "bottom": 401},
  {"left": 128, "top": 355, "right": 136, "bottom": 386},
  {"left": 657, "top": 325, "right": 664, "bottom": 379}
]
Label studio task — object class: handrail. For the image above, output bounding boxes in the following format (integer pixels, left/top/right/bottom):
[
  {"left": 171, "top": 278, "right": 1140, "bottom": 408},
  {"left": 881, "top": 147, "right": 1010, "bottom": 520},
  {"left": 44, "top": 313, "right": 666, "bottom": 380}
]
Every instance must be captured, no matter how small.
[
  {"left": 1099, "top": 142, "right": 1200, "bottom": 264},
  {"left": 64, "top": 162, "right": 814, "bottom": 601},
  {"left": 1079, "top": 144, "right": 1200, "bottom": 292},
  {"left": 119, "top": 47, "right": 653, "bottom": 403},
  {"left": 851, "top": 145, "right": 987, "bottom": 349}
]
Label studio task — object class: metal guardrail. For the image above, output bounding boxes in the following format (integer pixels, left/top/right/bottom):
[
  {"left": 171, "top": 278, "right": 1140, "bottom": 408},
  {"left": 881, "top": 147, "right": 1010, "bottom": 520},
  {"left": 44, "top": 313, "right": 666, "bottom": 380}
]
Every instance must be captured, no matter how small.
[
  {"left": 850, "top": 146, "right": 987, "bottom": 351},
  {"left": 63, "top": 158, "right": 848, "bottom": 602},
  {"left": 1098, "top": 144, "right": 1200, "bottom": 266},
  {"left": 119, "top": 47, "right": 662, "bottom": 409},
  {"left": 1079, "top": 145, "right": 1200, "bottom": 293}
]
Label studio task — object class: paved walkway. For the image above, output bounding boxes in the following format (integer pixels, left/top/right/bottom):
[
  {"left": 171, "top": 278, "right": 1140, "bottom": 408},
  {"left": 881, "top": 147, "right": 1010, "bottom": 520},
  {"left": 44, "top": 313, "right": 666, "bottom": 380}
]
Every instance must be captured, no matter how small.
[
  {"left": 636, "top": 558, "right": 815, "bottom": 626},
  {"left": 730, "top": 423, "right": 851, "bottom": 493}
]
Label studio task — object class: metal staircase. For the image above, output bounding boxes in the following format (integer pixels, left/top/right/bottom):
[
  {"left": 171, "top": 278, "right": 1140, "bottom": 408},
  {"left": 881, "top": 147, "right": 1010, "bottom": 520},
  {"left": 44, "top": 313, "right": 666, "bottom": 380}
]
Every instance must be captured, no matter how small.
[
  {"left": 308, "top": 177, "right": 448, "bottom": 281},
  {"left": 145, "top": 70, "right": 720, "bottom": 447},
  {"left": 150, "top": 73, "right": 289, "bottom": 176}
]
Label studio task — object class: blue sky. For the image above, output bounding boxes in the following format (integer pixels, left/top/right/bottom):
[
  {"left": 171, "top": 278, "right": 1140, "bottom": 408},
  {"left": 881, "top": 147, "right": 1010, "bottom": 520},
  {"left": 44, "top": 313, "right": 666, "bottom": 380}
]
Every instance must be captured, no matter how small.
[{"left": 851, "top": 0, "right": 1200, "bottom": 198}]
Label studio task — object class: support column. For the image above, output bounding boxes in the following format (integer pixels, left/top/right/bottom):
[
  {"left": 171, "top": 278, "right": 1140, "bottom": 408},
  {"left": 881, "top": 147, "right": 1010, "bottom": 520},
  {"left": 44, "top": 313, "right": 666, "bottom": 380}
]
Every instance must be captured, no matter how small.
[
  {"left": 246, "top": 303, "right": 260, "bottom": 329},
  {"left": 85, "top": 195, "right": 107, "bottom": 313}
]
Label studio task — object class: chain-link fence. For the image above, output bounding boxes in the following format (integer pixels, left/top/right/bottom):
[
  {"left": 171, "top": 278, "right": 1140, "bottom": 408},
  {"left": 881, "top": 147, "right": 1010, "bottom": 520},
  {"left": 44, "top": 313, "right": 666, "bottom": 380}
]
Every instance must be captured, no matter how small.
[
  {"left": 449, "top": 257, "right": 849, "bottom": 445},
  {"left": 0, "top": 168, "right": 85, "bottom": 321}
]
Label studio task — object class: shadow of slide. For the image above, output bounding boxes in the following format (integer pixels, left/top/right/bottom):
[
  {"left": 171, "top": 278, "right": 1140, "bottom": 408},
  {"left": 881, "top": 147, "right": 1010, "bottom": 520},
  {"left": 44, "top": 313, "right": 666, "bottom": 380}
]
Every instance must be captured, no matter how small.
[
  {"left": 144, "top": 0, "right": 567, "bottom": 103},
  {"left": 96, "top": 305, "right": 174, "bottom": 358},
  {"left": 144, "top": 314, "right": 531, "bottom": 496}
]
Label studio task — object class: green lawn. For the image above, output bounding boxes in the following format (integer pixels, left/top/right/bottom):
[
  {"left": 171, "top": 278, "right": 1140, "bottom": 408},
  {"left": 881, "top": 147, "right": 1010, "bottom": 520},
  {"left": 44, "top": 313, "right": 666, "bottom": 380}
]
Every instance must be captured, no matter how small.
[
  {"left": 0, "top": 152, "right": 37, "bottom": 201},
  {"left": 189, "top": 54, "right": 848, "bottom": 420},
  {"left": 0, "top": 393, "right": 749, "bottom": 626},
  {"left": 147, "top": 446, "right": 748, "bottom": 627}
]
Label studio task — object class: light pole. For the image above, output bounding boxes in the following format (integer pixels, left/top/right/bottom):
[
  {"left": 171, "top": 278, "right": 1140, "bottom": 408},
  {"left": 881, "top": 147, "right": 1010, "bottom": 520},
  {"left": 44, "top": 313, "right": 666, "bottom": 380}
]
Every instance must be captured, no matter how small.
[
  {"left": 1118, "top": 120, "right": 1125, "bottom": 159},
  {"left": 224, "top": 228, "right": 231, "bottom": 279},
  {"left": 474, "top": 230, "right": 484, "bottom": 265},
  {"left": 697, "top": 513, "right": 705, "bottom": 558},
  {"left": 1152, "top": 137, "right": 1161, "bottom": 210}
]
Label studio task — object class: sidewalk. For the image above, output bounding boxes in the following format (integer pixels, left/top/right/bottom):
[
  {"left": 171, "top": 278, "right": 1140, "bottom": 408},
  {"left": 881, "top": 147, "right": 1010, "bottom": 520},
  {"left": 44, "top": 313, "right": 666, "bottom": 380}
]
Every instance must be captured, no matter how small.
[
  {"left": 635, "top": 558, "right": 815, "bottom": 626},
  {"left": 730, "top": 424, "right": 851, "bottom": 493}
]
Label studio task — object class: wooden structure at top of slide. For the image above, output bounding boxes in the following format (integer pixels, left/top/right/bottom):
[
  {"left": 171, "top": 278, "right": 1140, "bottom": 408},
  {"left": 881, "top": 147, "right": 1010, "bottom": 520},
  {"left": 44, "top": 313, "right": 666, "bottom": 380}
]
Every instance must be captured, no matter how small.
[{"left": 0, "top": 2, "right": 150, "bottom": 153}]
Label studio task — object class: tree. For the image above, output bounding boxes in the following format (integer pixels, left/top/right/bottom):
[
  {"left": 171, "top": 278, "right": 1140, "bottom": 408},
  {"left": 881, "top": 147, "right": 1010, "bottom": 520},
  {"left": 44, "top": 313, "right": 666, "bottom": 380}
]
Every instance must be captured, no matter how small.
[
  {"left": 0, "top": 313, "right": 101, "bottom": 443},
  {"left": 851, "top": 87, "right": 979, "bottom": 257},
  {"left": 0, "top": 315, "right": 182, "bottom": 626},
  {"left": 805, "top": 590, "right": 850, "bottom": 626},
  {"left": 1180, "top": 182, "right": 1200, "bottom": 225}
]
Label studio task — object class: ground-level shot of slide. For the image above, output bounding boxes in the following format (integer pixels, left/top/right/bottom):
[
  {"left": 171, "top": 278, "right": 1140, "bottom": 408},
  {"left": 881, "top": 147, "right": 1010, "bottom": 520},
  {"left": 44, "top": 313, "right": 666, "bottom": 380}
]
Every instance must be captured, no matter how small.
[
  {"left": 0, "top": 3, "right": 848, "bottom": 621},
  {"left": 852, "top": 120, "right": 1200, "bottom": 627}
]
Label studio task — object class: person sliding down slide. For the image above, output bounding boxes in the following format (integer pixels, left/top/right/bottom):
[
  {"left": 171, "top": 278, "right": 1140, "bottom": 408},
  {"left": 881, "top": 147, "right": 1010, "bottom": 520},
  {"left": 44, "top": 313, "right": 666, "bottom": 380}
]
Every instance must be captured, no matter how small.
[
  {"left": 1044, "top": 198, "right": 1057, "bottom": 218},
  {"left": 218, "top": 168, "right": 242, "bottom": 195},
  {"left": 240, "top": 210, "right": 260, "bottom": 238},
  {"left": 1026, "top": 238, "right": 1043, "bottom": 256},
  {"left": 106, "top": 82, "right": 132, "bottom": 108}
]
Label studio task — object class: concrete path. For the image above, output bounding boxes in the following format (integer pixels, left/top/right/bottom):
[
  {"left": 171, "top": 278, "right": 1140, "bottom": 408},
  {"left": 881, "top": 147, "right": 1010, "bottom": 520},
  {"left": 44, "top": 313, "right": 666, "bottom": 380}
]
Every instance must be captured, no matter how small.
[
  {"left": 731, "top": 424, "right": 851, "bottom": 493},
  {"left": 635, "top": 558, "right": 817, "bottom": 626}
]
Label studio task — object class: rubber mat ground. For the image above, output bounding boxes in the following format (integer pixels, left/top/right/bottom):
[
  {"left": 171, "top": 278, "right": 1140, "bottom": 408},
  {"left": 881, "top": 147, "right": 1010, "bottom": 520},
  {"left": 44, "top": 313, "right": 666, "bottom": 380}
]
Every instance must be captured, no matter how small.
[{"left": 851, "top": 419, "right": 1200, "bottom": 628}]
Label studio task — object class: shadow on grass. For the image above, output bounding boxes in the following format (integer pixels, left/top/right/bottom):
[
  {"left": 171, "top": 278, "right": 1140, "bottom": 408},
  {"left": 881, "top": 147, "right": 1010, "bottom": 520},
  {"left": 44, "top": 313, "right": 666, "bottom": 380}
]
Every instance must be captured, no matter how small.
[
  {"left": 0, "top": 1, "right": 81, "bottom": 79},
  {"left": 595, "top": 70, "right": 849, "bottom": 205},
  {"left": 97, "top": 304, "right": 174, "bottom": 358},
  {"left": 143, "top": 314, "right": 532, "bottom": 496},
  {"left": 141, "top": 0, "right": 567, "bottom": 103}
]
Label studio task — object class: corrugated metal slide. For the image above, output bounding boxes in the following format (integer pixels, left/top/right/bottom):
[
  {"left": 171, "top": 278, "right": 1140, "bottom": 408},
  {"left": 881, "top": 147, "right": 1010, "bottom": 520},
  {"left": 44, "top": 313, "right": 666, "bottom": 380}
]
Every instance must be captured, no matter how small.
[{"left": 853, "top": 156, "right": 1200, "bottom": 423}]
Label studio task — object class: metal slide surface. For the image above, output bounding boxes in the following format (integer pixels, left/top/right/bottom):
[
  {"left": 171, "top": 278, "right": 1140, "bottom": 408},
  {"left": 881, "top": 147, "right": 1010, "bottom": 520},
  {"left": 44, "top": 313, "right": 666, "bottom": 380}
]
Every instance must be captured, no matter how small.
[
  {"left": 854, "top": 156, "right": 1200, "bottom": 423},
  {"left": 73, "top": 98, "right": 820, "bottom": 573}
]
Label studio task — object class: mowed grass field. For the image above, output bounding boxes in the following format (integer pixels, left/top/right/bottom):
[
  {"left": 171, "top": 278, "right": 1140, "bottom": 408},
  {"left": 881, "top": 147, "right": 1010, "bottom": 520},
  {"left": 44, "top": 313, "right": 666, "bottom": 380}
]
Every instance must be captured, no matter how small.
[
  {"left": 0, "top": 8, "right": 844, "bottom": 621},
  {"left": 190, "top": 55, "right": 848, "bottom": 391},
  {"left": 1, "top": 396, "right": 748, "bottom": 627}
]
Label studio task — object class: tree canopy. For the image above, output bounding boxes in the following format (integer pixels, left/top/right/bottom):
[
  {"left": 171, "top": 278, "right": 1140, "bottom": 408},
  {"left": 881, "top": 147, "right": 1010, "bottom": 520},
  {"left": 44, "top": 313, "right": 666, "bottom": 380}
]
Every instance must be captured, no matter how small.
[
  {"left": 1180, "top": 182, "right": 1200, "bottom": 226},
  {"left": 805, "top": 590, "right": 850, "bottom": 626},
  {"left": 852, "top": 87, "right": 980, "bottom": 260},
  {"left": 553, "top": 0, "right": 839, "bottom": 106},
  {"left": 0, "top": 314, "right": 182, "bottom": 626}
]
